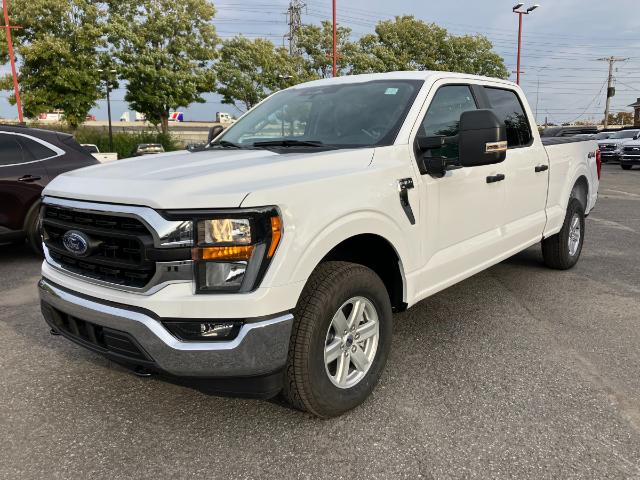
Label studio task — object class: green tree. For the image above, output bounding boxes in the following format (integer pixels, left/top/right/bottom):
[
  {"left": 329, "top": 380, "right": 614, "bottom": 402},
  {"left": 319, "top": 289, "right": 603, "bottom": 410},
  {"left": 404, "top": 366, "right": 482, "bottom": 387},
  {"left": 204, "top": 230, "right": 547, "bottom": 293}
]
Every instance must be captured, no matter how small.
[
  {"left": 0, "top": 0, "right": 106, "bottom": 128},
  {"left": 107, "top": 0, "right": 218, "bottom": 134},
  {"left": 297, "top": 21, "right": 357, "bottom": 78},
  {"left": 351, "top": 16, "right": 508, "bottom": 79},
  {"left": 216, "top": 37, "right": 314, "bottom": 112},
  {"left": 603, "top": 111, "right": 634, "bottom": 125}
]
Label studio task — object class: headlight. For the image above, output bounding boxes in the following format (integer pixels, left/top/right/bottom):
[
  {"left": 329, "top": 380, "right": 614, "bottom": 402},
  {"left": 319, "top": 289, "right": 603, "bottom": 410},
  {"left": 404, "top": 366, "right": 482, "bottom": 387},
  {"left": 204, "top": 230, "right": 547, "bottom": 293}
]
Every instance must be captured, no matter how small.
[{"left": 187, "top": 208, "right": 282, "bottom": 294}]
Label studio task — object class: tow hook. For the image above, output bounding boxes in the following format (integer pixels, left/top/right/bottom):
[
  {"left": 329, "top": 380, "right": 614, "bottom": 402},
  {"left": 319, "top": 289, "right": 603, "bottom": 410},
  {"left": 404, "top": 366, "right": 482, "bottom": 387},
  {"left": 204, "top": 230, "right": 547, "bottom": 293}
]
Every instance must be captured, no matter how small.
[{"left": 49, "top": 328, "right": 61, "bottom": 336}]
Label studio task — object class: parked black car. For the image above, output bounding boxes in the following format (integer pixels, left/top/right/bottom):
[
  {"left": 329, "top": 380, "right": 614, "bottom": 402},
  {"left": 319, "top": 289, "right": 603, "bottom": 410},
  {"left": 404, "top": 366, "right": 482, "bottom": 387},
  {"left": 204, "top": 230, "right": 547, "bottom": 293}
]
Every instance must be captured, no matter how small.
[{"left": 0, "top": 125, "right": 99, "bottom": 253}]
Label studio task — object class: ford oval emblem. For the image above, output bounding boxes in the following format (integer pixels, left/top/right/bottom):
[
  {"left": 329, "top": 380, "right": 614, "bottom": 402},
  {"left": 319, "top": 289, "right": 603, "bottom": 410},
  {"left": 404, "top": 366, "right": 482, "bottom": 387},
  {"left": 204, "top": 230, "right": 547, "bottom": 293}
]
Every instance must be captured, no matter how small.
[{"left": 62, "top": 230, "right": 90, "bottom": 256}]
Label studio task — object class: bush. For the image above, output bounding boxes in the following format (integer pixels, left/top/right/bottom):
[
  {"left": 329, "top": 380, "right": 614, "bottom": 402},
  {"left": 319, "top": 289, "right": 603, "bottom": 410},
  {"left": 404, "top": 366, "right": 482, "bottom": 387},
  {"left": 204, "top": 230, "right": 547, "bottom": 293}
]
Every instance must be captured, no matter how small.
[{"left": 72, "top": 128, "right": 181, "bottom": 159}]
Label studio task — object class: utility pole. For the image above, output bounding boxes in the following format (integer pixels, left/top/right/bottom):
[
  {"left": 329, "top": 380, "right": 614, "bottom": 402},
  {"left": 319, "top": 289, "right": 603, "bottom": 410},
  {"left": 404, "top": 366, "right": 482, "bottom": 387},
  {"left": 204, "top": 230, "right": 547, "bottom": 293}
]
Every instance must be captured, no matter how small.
[
  {"left": 598, "top": 56, "right": 628, "bottom": 129},
  {"left": 1, "top": 0, "right": 23, "bottom": 123},
  {"left": 286, "top": 0, "right": 305, "bottom": 56},
  {"left": 98, "top": 69, "right": 117, "bottom": 152}
]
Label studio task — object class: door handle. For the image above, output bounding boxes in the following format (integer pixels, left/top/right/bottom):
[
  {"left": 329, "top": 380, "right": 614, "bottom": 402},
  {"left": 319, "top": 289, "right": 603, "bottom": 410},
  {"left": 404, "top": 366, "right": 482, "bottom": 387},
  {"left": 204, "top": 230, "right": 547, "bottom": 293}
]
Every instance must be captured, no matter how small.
[
  {"left": 486, "top": 174, "right": 506, "bottom": 183},
  {"left": 534, "top": 165, "right": 549, "bottom": 173},
  {"left": 18, "top": 175, "right": 42, "bottom": 182}
]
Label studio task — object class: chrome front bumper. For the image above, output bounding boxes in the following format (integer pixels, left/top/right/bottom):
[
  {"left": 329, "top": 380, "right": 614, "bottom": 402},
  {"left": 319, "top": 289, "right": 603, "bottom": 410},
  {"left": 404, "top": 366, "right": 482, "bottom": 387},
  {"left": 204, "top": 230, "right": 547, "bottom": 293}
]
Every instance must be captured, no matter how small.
[{"left": 39, "top": 278, "right": 294, "bottom": 378}]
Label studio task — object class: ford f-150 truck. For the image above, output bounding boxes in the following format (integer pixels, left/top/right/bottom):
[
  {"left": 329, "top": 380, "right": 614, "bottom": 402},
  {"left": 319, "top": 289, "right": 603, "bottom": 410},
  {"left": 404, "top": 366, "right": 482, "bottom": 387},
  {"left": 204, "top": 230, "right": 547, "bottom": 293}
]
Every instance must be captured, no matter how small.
[
  {"left": 38, "top": 72, "right": 600, "bottom": 417},
  {"left": 597, "top": 129, "right": 640, "bottom": 162}
]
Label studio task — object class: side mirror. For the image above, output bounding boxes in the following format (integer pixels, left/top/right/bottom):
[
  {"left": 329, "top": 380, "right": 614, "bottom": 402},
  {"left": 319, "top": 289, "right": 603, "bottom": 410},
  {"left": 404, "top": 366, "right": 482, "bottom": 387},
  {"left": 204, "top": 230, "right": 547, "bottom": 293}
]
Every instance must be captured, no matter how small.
[
  {"left": 458, "top": 110, "right": 507, "bottom": 167},
  {"left": 208, "top": 125, "right": 225, "bottom": 144}
]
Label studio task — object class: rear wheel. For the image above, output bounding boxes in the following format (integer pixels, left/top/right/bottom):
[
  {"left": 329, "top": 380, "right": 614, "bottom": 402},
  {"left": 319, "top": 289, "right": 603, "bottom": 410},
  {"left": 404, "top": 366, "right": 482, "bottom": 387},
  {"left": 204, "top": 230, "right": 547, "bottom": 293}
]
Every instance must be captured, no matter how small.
[
  {"left": 283, "top": 261, "right": 392, "bottom": 418},
  {"left": 541, "top": 198, "right": 585, "bottom": 270},
  {"left": 621, "top": 164, "right": 632, "bottom": 170}
]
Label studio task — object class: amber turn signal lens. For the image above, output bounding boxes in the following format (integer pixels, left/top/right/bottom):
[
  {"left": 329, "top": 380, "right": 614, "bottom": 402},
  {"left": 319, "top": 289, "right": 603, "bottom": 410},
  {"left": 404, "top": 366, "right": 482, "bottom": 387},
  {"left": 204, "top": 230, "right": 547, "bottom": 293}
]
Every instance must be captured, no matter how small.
[
  {"left": 192, "top": 245, "right": 254, "bottom": 261},
  {"left": 268, "top": 216, "right": 282, "bottom": 258}
]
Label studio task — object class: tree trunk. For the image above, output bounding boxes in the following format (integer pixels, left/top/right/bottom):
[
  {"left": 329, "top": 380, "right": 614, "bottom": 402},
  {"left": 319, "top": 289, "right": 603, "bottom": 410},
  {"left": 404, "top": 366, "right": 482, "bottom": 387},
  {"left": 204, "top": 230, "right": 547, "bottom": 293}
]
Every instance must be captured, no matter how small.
[{"left": 160, "top": 114, "right": 169, "bottom": 135}]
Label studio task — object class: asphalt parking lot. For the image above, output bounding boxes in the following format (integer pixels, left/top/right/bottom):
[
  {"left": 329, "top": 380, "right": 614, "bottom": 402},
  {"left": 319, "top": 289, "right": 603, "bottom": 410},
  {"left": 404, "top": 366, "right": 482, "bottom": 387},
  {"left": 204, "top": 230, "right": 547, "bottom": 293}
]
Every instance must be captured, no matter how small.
[{"left": 1, "top": 163, "right": 639, "bottom": 479}]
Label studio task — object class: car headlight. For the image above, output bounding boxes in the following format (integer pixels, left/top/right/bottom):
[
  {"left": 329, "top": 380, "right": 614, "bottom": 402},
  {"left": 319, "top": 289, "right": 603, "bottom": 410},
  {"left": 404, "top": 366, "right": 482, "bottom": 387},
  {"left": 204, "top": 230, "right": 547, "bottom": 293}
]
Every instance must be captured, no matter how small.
[{"left": 187, "top": 208, "right": 282, "bottom": 294}]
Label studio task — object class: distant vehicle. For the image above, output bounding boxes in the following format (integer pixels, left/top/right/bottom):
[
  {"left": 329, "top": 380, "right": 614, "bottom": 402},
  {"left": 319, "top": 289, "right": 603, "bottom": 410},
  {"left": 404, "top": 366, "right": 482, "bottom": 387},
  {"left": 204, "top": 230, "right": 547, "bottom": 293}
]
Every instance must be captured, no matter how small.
[
  {"left": 38, "top": 112, "right": 65, "bottom": 122},
  {"left": 594, "top": 132, "right": 612, "bottom": 140},
  {"left": 541, "top": 126, "right": 598, "bottom": 137},
  {"left": 620, "top": 139, "right": 640, "bottom": 170},
  {"left": 169, "top": 112, "right": 185, "bottom": 122},
  {"left": 597, "top": 129, "right": 640, "bottom": 163},
  {"left": 216, "top": 112, "right": 235, "bottom": 124},
  {"left": 0, "top": 125, "right": 98, "bottom": 253},
  {"left": 135, "top": 112, "right": 146, "bottom": 122},
  {"left": 85, "top": 114, "right": 97, "bottom": 122},
  {"left": 131, "top": 143, "right": 165, "bottom": 156},
  {"left": 119, "top": 112, "right": 130, "bottom": 122},
  {"left": 80, "top": 144, "right": 118, "bottom": 163}
]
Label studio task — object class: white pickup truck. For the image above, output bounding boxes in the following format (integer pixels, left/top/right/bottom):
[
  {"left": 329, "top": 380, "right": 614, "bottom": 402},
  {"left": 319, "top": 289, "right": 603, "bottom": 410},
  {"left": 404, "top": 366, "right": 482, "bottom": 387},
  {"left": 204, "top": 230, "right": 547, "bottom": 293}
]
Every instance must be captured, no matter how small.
[
  {"left": 81, "top": 144, "right": 119, "bottom": 163},
  {"left": 39, "top": 72, "right": 600, "bottom": 417}
]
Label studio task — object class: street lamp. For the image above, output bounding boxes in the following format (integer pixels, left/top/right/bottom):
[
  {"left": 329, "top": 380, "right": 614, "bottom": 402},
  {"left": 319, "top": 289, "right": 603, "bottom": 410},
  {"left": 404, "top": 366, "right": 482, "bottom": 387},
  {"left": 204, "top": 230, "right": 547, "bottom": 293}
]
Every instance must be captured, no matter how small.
[
  {"left": 97, "top": 68, "right": 117, "bottom": 152},
  {"left": 512, "top": 3, "right": 540, "bottom": 86}
]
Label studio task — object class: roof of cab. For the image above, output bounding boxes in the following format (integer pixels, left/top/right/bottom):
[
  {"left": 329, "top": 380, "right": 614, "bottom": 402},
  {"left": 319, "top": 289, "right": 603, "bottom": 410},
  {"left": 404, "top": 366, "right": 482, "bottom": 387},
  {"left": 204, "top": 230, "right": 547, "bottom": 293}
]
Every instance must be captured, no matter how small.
[{"left": 289, "top": 70, "right": 518, "bottom": 89}]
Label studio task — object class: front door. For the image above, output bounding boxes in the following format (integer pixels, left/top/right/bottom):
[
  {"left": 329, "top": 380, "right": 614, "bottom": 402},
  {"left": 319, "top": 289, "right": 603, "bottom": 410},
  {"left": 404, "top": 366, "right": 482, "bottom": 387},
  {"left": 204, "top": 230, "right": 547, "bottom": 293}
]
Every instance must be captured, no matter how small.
[{"left": 413, "top": 84, "right": 507, "bottom": 298}]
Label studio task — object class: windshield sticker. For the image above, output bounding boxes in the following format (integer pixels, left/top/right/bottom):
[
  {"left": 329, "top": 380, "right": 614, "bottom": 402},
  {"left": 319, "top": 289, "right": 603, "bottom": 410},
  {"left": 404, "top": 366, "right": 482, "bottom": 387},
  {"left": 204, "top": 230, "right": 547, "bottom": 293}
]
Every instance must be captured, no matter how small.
[{"left": 384, "top": 87, "right": 399, "bottom": 95}]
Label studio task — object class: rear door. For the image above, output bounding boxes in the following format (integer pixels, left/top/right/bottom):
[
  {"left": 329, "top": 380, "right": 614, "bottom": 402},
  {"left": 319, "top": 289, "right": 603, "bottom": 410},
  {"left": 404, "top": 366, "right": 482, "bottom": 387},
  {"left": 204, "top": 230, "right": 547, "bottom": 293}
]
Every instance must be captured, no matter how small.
[
  {"left": 0, "top": 133, "right": 51, "bottom": 232},
  {"left": 483, "top": 86, "right": 548, "bottom": 248}
]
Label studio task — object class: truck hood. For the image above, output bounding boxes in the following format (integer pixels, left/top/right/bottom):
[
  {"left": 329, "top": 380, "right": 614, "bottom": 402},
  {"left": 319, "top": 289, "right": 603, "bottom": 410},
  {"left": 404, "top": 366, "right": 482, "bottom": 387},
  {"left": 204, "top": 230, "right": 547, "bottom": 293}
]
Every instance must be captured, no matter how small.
[{"left": 44, "top": 147, "right": 374, "bottom": 209}]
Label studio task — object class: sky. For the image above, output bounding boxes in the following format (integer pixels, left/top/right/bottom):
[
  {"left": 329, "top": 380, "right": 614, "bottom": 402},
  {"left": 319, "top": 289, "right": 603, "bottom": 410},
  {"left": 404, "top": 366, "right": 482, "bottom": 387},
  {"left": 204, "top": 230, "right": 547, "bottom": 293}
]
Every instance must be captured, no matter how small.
[{"left": 2, "top": 0, "right": 640, "bottom": 125}]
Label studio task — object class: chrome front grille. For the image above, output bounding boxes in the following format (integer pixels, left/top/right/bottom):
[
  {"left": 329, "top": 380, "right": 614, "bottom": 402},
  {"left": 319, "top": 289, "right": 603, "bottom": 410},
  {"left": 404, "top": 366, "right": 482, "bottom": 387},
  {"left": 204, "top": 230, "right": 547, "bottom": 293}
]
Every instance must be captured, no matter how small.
[
  {"left": 43, "top": 206, "right": 156, "bottom": 288},
  {"left": 41, "top": 198, "right": 193, "bottom": 293}
]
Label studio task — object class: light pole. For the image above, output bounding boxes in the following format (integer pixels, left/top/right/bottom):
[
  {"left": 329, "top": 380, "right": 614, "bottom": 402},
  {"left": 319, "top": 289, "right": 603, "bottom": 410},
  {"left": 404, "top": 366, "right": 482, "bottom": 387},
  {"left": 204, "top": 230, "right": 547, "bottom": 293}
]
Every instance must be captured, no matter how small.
[
  {"left": 1, "top": 0, "right": 23, "bottom": 123},
  {"left": 512, "top": 3, "right": 540, "bottom": 86},
  {"left": 332, "top": 0, "right": 337, "bottom": 77},
  {"left": 97, "top": 68, "right": 116, "bottom": 152}
]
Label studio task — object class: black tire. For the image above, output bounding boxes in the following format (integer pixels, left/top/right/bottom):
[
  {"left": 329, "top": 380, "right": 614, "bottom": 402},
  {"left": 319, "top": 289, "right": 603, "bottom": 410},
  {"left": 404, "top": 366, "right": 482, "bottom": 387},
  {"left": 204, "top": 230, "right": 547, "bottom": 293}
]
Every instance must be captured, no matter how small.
[
  {"left": 541, "top": 198, "right": 585, "bottom": 270},
  {"left": 25, "top": 205, "right": 43, "bottom": 256},
  {"left": 621, "top": 164, "right": 632, "bottom": 170},
  {"left": 283, "top": 261, "right": 393, "bottom": 418}
]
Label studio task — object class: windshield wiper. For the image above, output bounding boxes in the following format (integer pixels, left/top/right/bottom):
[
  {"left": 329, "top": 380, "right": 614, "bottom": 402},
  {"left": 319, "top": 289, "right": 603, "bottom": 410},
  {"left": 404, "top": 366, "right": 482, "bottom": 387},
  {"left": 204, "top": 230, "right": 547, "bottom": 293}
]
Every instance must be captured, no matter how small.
[
  {"left": 252, "top": 139, "right": 326, "bottom": 148},
  {"left": 211, "top": 140, "right": 243, "bottom": 149}
]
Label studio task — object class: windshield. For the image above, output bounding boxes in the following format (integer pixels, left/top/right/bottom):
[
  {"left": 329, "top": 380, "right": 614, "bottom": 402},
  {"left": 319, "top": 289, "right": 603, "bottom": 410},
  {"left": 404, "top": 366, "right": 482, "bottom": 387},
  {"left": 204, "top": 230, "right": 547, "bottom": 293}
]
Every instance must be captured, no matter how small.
[
  {"left": 610, "top": 130, "right": 639, "bottom": 139},
  {"left": 214, "top": 80, "right": 423, "bottom": 149},
  {"left": 595, "top": 132, "right": 611, "bottom": 139}
]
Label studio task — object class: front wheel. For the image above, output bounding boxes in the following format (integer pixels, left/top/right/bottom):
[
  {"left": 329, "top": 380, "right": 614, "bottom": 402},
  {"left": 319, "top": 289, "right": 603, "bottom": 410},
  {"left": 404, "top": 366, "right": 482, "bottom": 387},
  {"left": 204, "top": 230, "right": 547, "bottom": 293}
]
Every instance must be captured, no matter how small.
[
  {"left": 283, "top": 261, "right": 392, "bottom": 418},
  {"left": 541, "top": 198, "right": 585, "bottom": 270},
  {"left": 25, "top": 205, "right": 43, "bottom": 256}
]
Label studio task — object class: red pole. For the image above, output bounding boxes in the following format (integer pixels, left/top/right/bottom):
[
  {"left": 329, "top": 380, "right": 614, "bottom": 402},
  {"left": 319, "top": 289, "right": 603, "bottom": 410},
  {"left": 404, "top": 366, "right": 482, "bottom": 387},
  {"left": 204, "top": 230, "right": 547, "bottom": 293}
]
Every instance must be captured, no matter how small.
[
  {"left": 332, "top": 0, "right": 337, "bottom": 77},
  {"left": 516, "top": 12, "right": 523, "bottom": 85},
  {"left": 2, "top": 0, "right": 23, "bottom": 122}
]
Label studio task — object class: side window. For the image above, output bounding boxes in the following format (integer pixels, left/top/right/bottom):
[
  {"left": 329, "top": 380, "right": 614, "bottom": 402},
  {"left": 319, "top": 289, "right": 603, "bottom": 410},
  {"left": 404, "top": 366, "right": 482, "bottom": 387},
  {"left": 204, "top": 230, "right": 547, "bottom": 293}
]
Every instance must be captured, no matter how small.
[
  {"left": 484, "top": 87, "right": 533, "bottom": 148},
  {"left": 420, "top": 85, "right": 477, "bottom": 160},
  {"left": 18, "top": 136, "right": 57, "bottom": 161},
  {"left": 0, "top": 134, "right": 25, "bottom": 166}
]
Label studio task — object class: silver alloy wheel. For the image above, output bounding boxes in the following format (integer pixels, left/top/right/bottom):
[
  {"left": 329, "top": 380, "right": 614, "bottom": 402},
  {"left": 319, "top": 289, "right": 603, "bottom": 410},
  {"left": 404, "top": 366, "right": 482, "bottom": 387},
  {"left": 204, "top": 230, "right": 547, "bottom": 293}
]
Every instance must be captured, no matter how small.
[
  {"left": 568, "top": 213, "right": 581, "bottom": 256},
  {"left": 324, "top": 296, "right": 380, "bottom": 389}
]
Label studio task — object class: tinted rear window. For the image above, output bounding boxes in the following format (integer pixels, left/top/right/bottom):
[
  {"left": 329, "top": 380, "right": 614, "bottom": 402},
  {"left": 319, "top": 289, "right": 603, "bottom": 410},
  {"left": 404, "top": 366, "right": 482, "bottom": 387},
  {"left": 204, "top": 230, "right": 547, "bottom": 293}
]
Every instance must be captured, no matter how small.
[
  {"left": 485, "top": 87, "right": 533, "bottom": 148},
  {"left": 0, "top": 134, "right": 24, "bottom": 166},
  {"left": 18, "top": 136, "right": 57, "bottom": 161}
]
